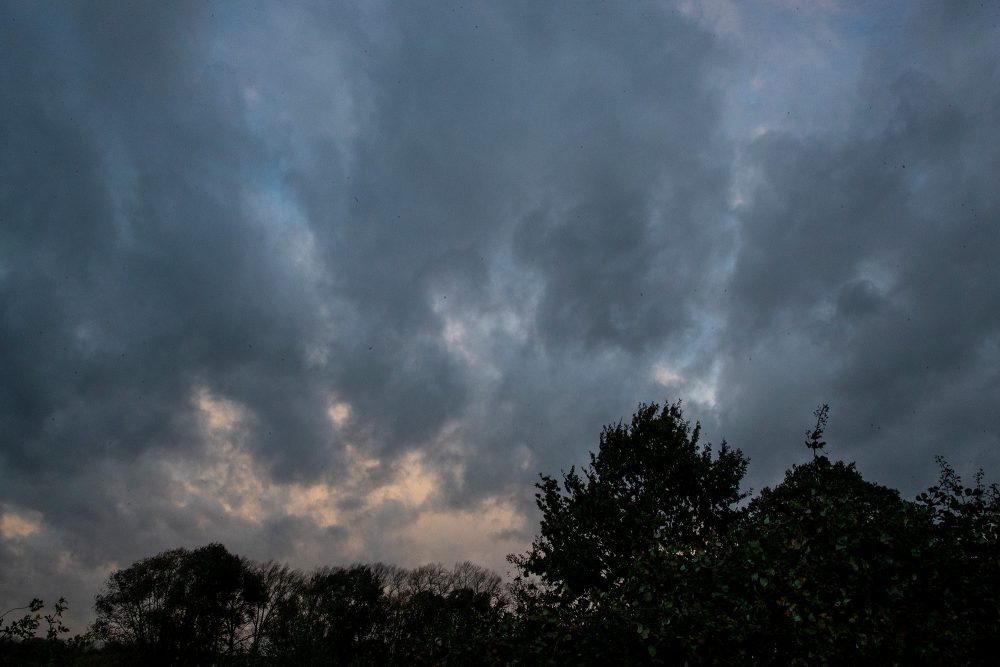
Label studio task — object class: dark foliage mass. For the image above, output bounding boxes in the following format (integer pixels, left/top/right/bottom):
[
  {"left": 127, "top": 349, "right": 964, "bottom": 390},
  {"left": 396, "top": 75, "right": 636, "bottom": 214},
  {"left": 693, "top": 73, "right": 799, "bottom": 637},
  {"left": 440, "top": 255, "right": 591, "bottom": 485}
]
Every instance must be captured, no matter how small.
[
  {"left": 510, "top": 402, "right": 748, "bottom": 601},
  {"left": 3, "top": 401, "right": 999, "bottom": 665}
]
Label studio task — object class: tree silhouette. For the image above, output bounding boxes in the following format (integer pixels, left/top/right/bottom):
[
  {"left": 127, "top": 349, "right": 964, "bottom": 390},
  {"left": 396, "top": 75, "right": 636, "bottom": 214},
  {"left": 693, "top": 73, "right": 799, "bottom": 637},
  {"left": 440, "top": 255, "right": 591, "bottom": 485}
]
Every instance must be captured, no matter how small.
[
  {"left": 804, "top": 403, "right": 829, "bottom": 459},
  {"left": 93, "top": 543, "right": 260, "bottom": 665},
  {"left": 510, "top": 401, "right": 749, "bottom": 600}
]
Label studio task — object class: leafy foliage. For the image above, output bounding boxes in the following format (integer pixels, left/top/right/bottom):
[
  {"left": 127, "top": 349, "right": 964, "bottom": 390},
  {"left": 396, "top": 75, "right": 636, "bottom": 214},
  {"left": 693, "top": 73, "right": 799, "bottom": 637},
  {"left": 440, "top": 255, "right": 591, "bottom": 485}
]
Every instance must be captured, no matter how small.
[
  {"left": 915, "top": 457, "right": 1000, "bottom": 662},
  {"left": 509, "top": 401, "right": 748, "bottom": 600},
  {"left": 509, "top": 402, "right": 1000, "bottom": 665},
  {"left": 0, "top": 598, "right": 46, "bottom": 642},
  {"left": 0, "top": 597, "right": 77, "bottom": 667},
  {"left": 93, "top": 543, "right": 264, "bottom": 665},
  {"left": 267, "top": 565, "right": 387, "bottom": 665}
]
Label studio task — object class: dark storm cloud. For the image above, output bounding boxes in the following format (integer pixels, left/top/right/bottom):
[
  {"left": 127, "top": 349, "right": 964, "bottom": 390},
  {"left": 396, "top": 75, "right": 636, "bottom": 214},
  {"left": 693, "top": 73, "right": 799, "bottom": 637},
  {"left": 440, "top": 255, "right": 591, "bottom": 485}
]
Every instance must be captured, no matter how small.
[
  {"left": 1, "top": 0, "right": 734, "bottom": 627},
  {"left": 1, "top": 1, "right": 340, "bottom": 481},
  {"left": 287, "top": 0, "right": 734, "bottom": 468},
  {"left": 717, "top": 1, "right": 1000, "bottom": 491}
]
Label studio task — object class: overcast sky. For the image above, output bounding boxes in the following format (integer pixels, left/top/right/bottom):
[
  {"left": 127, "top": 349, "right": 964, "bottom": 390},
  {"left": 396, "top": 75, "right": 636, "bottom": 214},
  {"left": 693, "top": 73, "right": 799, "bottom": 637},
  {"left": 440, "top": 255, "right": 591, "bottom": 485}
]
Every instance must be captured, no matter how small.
[{"left": 3, "top": 0, "right": 999, "bottom": 630}]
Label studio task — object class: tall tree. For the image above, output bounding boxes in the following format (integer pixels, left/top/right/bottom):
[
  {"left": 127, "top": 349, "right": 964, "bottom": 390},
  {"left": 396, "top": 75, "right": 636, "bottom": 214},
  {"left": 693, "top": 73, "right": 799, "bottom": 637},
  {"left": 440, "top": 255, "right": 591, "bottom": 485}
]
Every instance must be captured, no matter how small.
[
  {"left": 510, "top": 401, "right": 748, "bottom": 599},
  {"left": 245, "top": 560, "right": 303, "bottom": 657},
  {"left": 93, "top": 543, "right": 259, "bottom": 665},
  {"left": 269, "top": 565, "right": 388, "bottom": 665},
  {"left": 93, "top": 547, "right": 188, "bottom": 654}
]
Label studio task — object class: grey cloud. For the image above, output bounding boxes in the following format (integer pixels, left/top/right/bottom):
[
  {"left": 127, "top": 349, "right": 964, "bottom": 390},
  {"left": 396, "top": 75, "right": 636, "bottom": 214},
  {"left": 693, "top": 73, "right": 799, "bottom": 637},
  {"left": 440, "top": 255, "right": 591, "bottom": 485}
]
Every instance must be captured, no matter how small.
[
  {"left": 717, "top": 0, "right": 1000, "bottom": 493},
  {"left": 2, "top": 0, "right": 735, "bottom": 623}
]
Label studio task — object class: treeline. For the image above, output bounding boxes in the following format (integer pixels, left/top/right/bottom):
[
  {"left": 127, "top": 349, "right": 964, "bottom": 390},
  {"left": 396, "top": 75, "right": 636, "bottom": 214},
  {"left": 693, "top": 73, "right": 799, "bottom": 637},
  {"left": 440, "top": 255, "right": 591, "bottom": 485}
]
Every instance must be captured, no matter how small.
[
  {"left": 3, "top": 554, "right": 509, "bottom": 666},
  {"left": 3, "top": 402, "right": 1000, "bottom": 665},
  {"left": 95, "top": 552, "right": 507, "bottom": 665}
]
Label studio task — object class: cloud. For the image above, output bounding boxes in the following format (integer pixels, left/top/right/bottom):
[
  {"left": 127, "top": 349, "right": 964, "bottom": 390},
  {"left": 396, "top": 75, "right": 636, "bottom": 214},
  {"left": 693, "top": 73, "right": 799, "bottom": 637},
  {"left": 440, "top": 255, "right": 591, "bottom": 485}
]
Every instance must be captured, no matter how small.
[
  {"left": 714, "top": 0, "right": 1000, "bottom": 488},
  {"left": 0, "top": 507, "right": 42, "bottom": 540}
]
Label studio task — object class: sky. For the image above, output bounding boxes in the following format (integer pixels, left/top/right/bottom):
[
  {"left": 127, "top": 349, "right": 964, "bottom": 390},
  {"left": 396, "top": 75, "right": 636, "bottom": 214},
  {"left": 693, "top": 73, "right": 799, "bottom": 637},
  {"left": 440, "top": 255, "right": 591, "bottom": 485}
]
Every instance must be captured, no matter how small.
[{"left": 2, "top": 0, "right": 999, "bottom": 630}]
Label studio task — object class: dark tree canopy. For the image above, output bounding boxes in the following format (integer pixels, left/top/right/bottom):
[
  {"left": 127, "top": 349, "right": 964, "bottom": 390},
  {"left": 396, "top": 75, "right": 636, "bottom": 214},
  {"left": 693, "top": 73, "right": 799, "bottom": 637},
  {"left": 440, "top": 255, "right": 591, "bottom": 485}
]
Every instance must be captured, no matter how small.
[
  {"left": 510, "top": 401, "right": 749, "bottom": 598},
  {"left": 506, "top": 403, "right": 1000, "bottom": 666},
  {"left": 88, "top": 554, "right": 509, "bottom": 667},
  {"left": 93, "top": 543, "right": 262, "bottom": 665}
]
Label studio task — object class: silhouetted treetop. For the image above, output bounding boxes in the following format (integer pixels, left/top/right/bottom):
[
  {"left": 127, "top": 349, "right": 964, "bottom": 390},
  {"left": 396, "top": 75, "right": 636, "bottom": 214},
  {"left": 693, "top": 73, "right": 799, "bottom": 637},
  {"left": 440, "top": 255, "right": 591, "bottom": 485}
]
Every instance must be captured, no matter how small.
[{"left": 510, "top": 401, "right": 748, "bottom": 599}]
